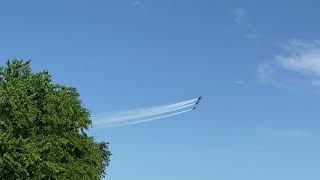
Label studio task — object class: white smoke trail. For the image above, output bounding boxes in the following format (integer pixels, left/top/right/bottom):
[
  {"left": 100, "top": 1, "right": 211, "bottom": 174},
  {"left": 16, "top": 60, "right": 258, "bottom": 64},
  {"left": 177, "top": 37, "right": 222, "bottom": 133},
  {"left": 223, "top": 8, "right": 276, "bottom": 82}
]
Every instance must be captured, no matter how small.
[
  {"left": 93, "top": 98, "right": 197, "bottom": 122},
  {"left": 100, "top": 108, "right": 193, "bottom": 127},
  {"left": 94, "top": 102, "right": 194, "bottom": 125},
  {"left": 94, "top": 98, "right": 197, "bottom": 119},
  {"left": 92, "top": 98, "right": 198, "bottom": 126},
  {"left": 122, "top": 108, "right": 193, "bottom": 126}
]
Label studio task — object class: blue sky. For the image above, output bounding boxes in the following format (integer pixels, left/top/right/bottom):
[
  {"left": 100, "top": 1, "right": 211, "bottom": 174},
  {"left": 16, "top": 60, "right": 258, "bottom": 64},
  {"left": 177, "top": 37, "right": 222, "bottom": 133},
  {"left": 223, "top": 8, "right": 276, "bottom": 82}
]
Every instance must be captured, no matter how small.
[{"left": 1, "top": 0, "right": 320, "bottom": 179}]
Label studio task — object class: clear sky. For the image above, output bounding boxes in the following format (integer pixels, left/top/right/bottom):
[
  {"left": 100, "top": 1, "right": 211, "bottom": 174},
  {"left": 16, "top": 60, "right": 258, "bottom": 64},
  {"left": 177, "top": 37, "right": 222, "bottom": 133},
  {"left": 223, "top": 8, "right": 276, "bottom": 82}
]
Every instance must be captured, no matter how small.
[{"left": 1, "top": 0, "right": 320, "bottom": 179}]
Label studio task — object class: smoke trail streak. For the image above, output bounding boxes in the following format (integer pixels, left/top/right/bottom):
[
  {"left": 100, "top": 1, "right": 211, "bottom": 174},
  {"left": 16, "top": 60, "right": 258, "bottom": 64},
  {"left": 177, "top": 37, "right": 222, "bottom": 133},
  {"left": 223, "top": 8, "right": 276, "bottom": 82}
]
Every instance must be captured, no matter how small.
[
  {"left": 93, "top": 98, "right": 197, "bottom": 125},
  {"left": 109, "top": 109, "right": 193, "bottom": 127},
  {"left": 94, "top": 98, "right": 197, "bottom": 119},
  {"left": 94, "top": 102, "right": 194, "bottom": 125}
]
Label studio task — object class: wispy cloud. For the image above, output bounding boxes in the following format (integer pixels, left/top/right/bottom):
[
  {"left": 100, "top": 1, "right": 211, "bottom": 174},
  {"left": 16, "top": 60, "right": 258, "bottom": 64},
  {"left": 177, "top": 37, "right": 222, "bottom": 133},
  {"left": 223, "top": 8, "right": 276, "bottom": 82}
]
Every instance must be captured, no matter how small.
[
  {"left": 232, "top": 8, "right": 263, "bottom": 40},
  {"left": 257, "top": 62, "right": 276, "bottom": 84},
  {"left": 235, "top": 80, "right": 245, "bottom": 85},
  {"left": 244, "top": 33, "right": 262, "bottom": 39},
  {"left": 257, "top": 40, "right": 320, "bottom": 87},
  {"left": 276, "top": 40, "right": 320, "bottom": 76},
  {"left": 232, "top": 8, "right": 248, "bottom": 24},
  {"left": 132, "top": 1, "right": 142, "bottom": 7},
  {"left": 258, "top": 128, "right": 314, "bottom": 139},
  {"left": 270, "top": 129, "right": 311, "bottom": 138}
]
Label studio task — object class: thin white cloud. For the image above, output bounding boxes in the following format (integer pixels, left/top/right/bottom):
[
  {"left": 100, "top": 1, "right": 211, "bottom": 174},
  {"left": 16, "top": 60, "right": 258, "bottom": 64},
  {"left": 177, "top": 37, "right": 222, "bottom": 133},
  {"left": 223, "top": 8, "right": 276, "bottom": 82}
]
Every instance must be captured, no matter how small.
[
  {"left": 232, "top": 8, "right": 248, "bottom": 24},
  {"left": 232, "top": 8, "right": 263, "bottom": 40},
  {"left": 132, "top": 1, "right": 142, "bottom": 7},
  {"left": 258, "top": 128, "right": 313, "bottom": 138},
  {"left": 270, "top": 129, "right": 311, "bottom": 138},
  {"left": 235, "top": 80, "right": 245, "bottom": 85},
  {"left": 276, "top": 40, "right": 320, "bottom": 76},
  {"left": 244, "top": 33, "right": 262, "bottom": 39},
  {"left": 257, "top": 63, "right": 275, "bottom": 84},
  {"left": 257, "top": 40, "right": 320, "bottom": 87}
]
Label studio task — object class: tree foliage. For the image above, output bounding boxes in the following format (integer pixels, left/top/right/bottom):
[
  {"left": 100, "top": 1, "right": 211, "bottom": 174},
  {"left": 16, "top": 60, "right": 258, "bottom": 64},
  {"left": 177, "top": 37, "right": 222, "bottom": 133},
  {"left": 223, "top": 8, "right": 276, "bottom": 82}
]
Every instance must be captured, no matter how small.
[{"left": 0, "top": 60, "right": 111, "bottom": 179}]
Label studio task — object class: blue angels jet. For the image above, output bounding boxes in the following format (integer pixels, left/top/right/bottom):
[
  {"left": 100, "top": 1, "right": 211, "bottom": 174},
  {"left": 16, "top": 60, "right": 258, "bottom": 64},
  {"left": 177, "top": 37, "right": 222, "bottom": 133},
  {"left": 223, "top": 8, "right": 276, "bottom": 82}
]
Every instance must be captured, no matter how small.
[
  {"left": 195, "top": 96, "right": 202, "bottom": 105},
  {"left": 193, "top": 96, "right": 202, "bottom": 110}
]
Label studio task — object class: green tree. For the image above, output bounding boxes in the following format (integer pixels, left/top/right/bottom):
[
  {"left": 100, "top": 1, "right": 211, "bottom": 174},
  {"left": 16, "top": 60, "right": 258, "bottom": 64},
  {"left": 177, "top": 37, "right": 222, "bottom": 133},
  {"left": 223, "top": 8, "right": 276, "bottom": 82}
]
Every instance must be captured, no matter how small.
[{"left": 0, "top": 60, "right": 111, "bottom": 179}]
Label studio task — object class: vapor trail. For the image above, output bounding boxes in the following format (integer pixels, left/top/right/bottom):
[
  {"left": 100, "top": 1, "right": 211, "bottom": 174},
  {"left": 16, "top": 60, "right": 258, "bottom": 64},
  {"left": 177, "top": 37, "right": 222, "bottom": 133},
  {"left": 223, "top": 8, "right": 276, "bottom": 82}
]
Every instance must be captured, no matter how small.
[
  {"left": 99, "top": 108, "right": 193, "bottom": 127},
  {"left": 95, "top": 98, "right": 197, "bottom": 119},
  {"left": 94, "top": 102, "right": 194, "bottom": 125},
  {"left": 123, "top": 109, "right": 193, "bottom": 126},
  {"left": 92, "top": 98, "right": 199, "bottom": 126}
]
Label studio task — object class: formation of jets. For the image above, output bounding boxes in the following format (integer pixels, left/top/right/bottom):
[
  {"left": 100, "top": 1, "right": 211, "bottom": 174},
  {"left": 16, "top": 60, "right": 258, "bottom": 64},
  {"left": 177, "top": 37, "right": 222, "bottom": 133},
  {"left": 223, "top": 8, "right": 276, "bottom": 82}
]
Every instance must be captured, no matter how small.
[{"left": 193, "top": 96, "right": 202, "bottom": 110}]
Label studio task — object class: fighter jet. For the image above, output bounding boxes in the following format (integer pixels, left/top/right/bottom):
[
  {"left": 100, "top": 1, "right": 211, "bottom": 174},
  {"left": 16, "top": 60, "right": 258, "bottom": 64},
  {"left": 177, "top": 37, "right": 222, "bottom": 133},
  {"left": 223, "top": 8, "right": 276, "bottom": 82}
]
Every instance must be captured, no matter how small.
[
  {"left": 195, "top": 96, "right": 202, "bottom": 105},
  {"left": 193, "top": 96, "right": 202, "bottom": 111}
]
